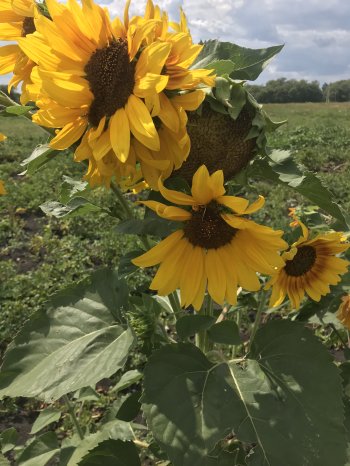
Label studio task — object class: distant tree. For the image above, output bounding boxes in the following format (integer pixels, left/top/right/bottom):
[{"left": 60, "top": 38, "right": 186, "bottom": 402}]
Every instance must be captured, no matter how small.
[{"left": 245, "top": 78, "right": 324, "bottom": 103}]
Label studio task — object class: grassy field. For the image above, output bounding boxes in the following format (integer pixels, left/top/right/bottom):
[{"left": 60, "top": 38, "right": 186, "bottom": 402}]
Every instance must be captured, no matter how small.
[{"left": 0, "top": 102, "right": 350, "bottom": 348}]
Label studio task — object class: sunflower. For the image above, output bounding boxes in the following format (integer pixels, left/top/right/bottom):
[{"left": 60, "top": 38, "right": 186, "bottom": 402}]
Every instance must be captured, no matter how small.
[
  {"left": 0, "top": 0, "right": 37, "bottom": 103},
  {"left": 18, "top": 0, "right": 214, "bottom": 189},
  {"left": 132, "top": 165, "right": 287, "bottom": 310},
  {"left": 266, "top": 218, "right": 349, "bottom": 310},
  {"left": 337, "top": 295, "right": 350, "bottom": 329}
]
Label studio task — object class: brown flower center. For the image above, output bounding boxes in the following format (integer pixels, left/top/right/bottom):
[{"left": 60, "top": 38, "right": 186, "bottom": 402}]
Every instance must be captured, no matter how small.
[
  {"left": 284, "top": 245, "right": 316, "bottom": 276},
  {"left": 85, "top": 38, "right": 135, "bottom": 127},
  {"left": 183, "top": 201, "right": 237, "bottom": 249},
  {"left": 21, "top": 17, "right": 35, "bottom": 37}
]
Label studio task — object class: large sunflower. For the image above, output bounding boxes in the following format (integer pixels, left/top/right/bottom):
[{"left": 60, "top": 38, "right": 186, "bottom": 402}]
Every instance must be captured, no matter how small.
[
  {"left": 18, "top": 0, "right": 214, "bottom": 189},
  {"left": 266, "top": 218, "right": 349, "bottom": 309},
  {"left": 0, "top": 0, "right": 36, "bottom": 103},
  {"left": 132, "top": 165, "right": 287, "bottom": 310}
]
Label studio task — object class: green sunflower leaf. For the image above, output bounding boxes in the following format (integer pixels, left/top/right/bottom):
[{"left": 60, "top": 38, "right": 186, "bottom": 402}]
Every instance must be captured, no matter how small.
[
  {"left": 248, "top": 150, "right": 350, "bottom": 229},
  {"left": 66, "top": 421, "right": 135, "bottom": 466},
  {"left": 16, "top": 432, "right": 59, "bottom": 466},
  {"left": 20, "top": 144, "right": 58, "bottom": 175},
  {"left": 0, "top": 269, "right": 134, "bottom": 401},
  {"left": 193, "top": 40, "right": 283, "bottom": 81},
  {"left": 30, "top": 407, "right": 62, "bottom": 435},
  {"left": 40, "top": 197, "right": 102, "bottom": 219},
  {"left": 77, "top": 439, "right": 140, "bottom": 466},
  {"left": 1, "top": 105, "right": 34, "bottom": 116},
  {"left": 207, "top": 320, "right": 241, "bottom": 345},
  {"left": 176, "top": 315, "right": 216, "bottom": 340},
  {"left": 143, "top": 321, "right": 346, "bottom": 466}
]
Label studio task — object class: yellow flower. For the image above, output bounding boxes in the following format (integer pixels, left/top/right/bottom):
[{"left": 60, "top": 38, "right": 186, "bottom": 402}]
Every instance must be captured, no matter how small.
[
  {"left": 0, "top": 0, "right": 37, "bottom": 103},
  {"left": 266, "top": 218, "right": 349, "bottom": 310},
  {"left": 19, "top": 0, "right": 213, "bottom": 189},
  {"left": 0, "top": 132, "right": 7, "bottom": 142},
  {"left": 337, "top": 295, "right": 350, "bottom": 330},
  {"left": 132, "top": 165, "right": 287, "bottom": 310},
  {"left": 142, "top": 0, "right": 215, "bottom": 90}
]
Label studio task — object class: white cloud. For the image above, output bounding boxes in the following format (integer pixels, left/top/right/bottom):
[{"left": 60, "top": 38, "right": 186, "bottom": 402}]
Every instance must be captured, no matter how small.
[{"left": 1, "top": 0, "right": 349, "bottom": 85}]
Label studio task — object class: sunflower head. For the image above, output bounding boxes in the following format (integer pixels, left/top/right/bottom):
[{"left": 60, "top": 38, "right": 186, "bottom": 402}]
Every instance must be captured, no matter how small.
[
  {"left": 266, "top": 217, "right": 350, "bottom": 309},
  {"left": 133, "top": 165, "right": 287, "bottom": 309},
  {"left": 337, "top": 295, "right": 350, "bottom": 330},
  {"left": 173, "top": 78, "right": 279, "bottom": 183}
]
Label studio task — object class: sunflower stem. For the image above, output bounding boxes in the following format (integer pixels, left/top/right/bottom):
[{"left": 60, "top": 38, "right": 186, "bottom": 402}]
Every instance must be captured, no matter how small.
[
  {"left": 248, "top": 291, "right": 267, "bottom": 352},
  {"left": 168, "top": 291, "right": 182, "bottom": 318},
  {"left": 110, "top": 181, "right": 151, "bottom": 250},
  {"left": 196, "top": 295, "right": 214, "bottom": 353},
  {"left": 63, "top": 395, "right": 84, "bottom": 440}
]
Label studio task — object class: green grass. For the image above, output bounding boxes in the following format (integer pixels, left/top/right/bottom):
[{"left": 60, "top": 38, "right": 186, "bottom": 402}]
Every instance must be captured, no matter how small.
[
  {"left": 252, "top": 102, "right": 350, "bottom": 230},
  {"left": 1, "top": 102, "right": 350, "bottom": 347}
]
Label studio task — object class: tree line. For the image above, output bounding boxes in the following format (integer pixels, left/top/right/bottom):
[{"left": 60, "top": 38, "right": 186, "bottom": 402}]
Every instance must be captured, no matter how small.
[{"left": 245, "top": 78, "right": 350, "bottom": 103}]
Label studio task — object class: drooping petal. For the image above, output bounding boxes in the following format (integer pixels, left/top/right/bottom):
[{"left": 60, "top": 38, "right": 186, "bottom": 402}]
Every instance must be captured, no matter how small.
[{"left": 109, "top": 108, "right": 130, "bottom": 163}]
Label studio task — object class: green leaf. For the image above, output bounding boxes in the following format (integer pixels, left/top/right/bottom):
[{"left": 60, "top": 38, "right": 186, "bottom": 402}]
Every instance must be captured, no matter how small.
[
  {"left": 0, "top": 428, "right": 18, "bottom": 454},
  {"left": 0, "top": 270, "right": 134, "bottom": 401},
  {"left": 207, "top": 320, "right": 241, "bottom": 345},
  {"left": 60, "top": 176, "right": 89, "bottom": 204},
  {"left": 0, "top": 454, "right": 10, "bottom": 466},
  {"left": 227, "top": 84, "right": 247, "bottom": 120},
  {"left": 249, "top": 150, "right": 350, "bottom": 228},
  {"left": 143, "top": 321, "right": 347, "bottom": 466},
  {"left": 74, "top": 387, "right": 100, "bottom": 402},
  {"left": 78, "top": 439, "right": 140, "bottom": 466},
  {"left": 16, "top": 432, "right": 59, "bottom": 466},
  {"left": 111, "top": 370, "right": 142, "bottom": 394},
  {"left": 193, "top": 40, "right": 284, "bottom": 81},
  {"left": 40, "top": 197, "right": 102, "bottom": 219},
  {"left": 30, "top": 408, "right": 61, "bottom": 435},
  {"left": 207, "top": 60, "right": 235, "bottom": 76},
  {"left": 1, "top": 105, "right": 33, "bottom": 116},
  {"left": 176, "top": 315, "right": 216, "bottom": 340},
  {"left": 117, "top": 216, "right": 178, "bottom": 238},
  {"left": 67, "top": 421, "right": 135, "bottom": 466},
  {"left": 118, "top": 250, "right": 143, "bottom": 277},
  {"left": 116, "top": 391, "right": 142, "bottom": 422},
  {"left": 214, "top": 77, "right": 232, "bottom": 106},
  {"left": 20, "top": 144, "right": 58, "bottom": 175}
]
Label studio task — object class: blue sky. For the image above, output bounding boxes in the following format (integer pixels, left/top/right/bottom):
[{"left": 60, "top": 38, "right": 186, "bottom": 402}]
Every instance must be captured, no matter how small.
[{"left": 1, "top": 0, "right": 350, "bottom": 85}]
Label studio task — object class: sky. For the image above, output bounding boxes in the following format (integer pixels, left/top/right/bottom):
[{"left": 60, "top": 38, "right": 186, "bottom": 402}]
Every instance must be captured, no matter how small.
[{"left": 1, "top": 0, "right": 350, "bottom": 86}]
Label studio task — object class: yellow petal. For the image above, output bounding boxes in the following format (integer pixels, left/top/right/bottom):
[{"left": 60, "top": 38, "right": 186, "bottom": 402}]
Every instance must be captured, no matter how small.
[
  {"left": 205, "top": 249, "right": 226, "bottom": 305},
  {"left": 125, "top": 94, "right": 160, "bottom": 151},
  {"left": 156, "top": 93, "right": 180, "bottom": 132},
  {"left": 0, "top": 44, "right": 19, "bottom": 74},
  {"left": 0, "top": 21, "right": 22, "bottom": 39},
  {"left": 171, "top": 90, "right": 205, "bottom": 111},
  {"left": 191, "top": 165, "right": 214, "bottom": 205},
  {"left": 158, "top": 178, "right": 196, "bottom": 205},
  {"left": 0, "top": 180, "right": 6, "bottom": 195},
  {"left": 40, "top": 70, "right": 92, "bottom": 108},
  {"left": 50, "top": 117, "right": 87, "bottom": 150},
  {"left": 141, "top": 201, "right": 191, "bottom": 221},
  {"left": 109, "top": 108, "right": 130, "bottom": 163},
  {"left": 135, "top": 39, "right": 171, "bottom": 77},
  {"left": 132, "top": 230, "right": 184, "bottom": 267},
  {"left": 11, "top": 0, "right": 34, "bottom": 17},
  {"left": 217, "top": 195, "right": 249, "bottom": 213},
  {"left": 243, "top": 195, "right": 265, "bottom": 214}
]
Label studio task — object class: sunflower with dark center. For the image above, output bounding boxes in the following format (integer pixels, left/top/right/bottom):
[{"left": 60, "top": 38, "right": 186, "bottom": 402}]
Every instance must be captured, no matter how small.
[
  {"left": 0, "top": 0, "right": 37, "bottom": 104},
  {"left": 132, "top": 165, "right": 287, "bottom": 310},
  {"left": 18, "top": 0, "right": 214, "bottom": 189},
  {"left": 266, "top": 217, "right": 349, "bottom": 310}
]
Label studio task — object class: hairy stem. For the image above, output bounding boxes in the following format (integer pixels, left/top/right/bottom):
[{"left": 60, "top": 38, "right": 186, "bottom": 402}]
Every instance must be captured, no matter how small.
[
  {"left": 63, "top": 395, "right": 84, "bottom": 440},
  {"left": 248, "top": 291, "right": 267, "bottom": 352}
]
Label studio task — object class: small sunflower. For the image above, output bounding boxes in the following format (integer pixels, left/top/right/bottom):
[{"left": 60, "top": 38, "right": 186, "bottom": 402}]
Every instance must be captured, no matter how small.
[
  {"left": 0, "top": 132, "right": 6, "bottom": 142},
  {"left": 132, "top": 165, "right": 287, "bottom": 310},
  {"left": 0, "top": 0, "right": 37, "bottom": 103},
  {"left": 337, "top": 295, "right": 350, "bottom": 330},
  {"left": 19, "top": 0, "right": 214, "bottom": 189},
  {"left": 266, "top": 218, "right": 349, "bottom": 310}
]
